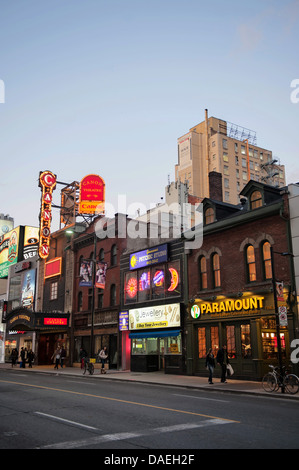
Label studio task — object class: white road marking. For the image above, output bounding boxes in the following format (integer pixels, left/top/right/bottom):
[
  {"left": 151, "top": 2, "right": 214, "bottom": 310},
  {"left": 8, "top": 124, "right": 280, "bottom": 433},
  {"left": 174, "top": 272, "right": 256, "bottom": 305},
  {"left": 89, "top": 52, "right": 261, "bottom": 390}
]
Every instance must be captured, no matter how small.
[
  {"left": 173, "top": 393, "right": 229, "bottom": 403},
  {"left": 37, "top": 418, "right": 233, "bottom": 449},
  {"left": 34, "top": 412, "right": 98, "bottom": 431}
]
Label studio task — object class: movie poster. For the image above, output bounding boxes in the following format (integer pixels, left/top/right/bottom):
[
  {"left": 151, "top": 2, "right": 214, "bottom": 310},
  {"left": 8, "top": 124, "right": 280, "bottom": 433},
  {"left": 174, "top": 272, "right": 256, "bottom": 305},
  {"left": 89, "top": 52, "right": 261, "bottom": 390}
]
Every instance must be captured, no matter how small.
[{"left": 95, "top": 262, "right": 107, "bottom": 289}]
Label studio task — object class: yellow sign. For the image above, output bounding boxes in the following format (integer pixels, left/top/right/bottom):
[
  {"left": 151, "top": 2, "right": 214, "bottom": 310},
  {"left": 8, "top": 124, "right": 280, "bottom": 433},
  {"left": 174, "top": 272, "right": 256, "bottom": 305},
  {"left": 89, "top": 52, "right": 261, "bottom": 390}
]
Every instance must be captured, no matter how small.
[{"left": 191, "top": 296, "right": 265, "bottom": 317}]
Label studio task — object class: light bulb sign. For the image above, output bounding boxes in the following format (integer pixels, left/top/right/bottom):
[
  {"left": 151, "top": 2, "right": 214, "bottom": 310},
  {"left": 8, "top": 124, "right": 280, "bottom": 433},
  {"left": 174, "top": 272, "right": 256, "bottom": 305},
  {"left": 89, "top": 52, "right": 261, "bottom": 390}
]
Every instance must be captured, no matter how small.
[
  {"left": 79, "top": 174, "right": 105, "bottom": 215},
  {"left": 38, "top": 170, "right": 57, "bottom": 259}
]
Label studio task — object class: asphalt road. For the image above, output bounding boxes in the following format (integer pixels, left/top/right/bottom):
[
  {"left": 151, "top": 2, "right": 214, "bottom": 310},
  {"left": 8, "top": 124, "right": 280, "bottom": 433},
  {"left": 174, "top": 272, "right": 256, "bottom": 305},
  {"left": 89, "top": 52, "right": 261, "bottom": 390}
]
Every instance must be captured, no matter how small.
[{"left": 0, "top": 368, "right": 298, "bottom": 453}]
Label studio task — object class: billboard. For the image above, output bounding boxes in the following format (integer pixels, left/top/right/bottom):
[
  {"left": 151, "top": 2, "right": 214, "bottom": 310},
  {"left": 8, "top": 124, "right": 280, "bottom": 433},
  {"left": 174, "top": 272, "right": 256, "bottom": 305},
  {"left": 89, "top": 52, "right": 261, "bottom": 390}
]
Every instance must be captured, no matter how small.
[
  {"left": 79, "top": 174, "right": 105, "bottom": 215},
  {"left": 0, "top": 227, "right": 21, "bottom": 278}
]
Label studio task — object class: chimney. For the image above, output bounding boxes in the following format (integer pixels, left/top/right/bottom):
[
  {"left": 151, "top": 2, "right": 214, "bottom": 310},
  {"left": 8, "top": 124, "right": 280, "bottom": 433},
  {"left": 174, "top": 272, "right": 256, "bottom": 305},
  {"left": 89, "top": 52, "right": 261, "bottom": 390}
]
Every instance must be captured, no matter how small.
[{"left": 209, "top": 171, "right": 223, "bottom": 201}]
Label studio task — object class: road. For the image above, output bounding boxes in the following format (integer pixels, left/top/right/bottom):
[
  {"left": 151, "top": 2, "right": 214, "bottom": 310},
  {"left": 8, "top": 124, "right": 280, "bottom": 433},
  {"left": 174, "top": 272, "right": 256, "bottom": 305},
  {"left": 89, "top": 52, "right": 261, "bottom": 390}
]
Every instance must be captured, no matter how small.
[{"left": 0, "top": 368, "right": 298, "bottom": 453}]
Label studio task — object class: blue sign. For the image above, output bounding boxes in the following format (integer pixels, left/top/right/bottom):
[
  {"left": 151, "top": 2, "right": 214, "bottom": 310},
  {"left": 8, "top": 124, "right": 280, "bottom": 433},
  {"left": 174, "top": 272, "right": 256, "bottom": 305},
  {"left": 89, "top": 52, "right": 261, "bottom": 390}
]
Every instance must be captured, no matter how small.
[
  {"left": 119, "top": 311, "right": 129, "bottom": 331},
  {"left": 129, "top": 244, "right": 168, "bottom": 270}
]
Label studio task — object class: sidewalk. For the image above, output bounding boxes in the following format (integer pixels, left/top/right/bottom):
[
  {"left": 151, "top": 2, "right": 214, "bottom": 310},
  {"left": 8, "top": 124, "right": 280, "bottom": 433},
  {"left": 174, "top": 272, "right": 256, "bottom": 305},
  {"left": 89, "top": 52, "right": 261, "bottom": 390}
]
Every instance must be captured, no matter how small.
[{"left": 1, "top": 363, "right": 298, "bottom": 400}]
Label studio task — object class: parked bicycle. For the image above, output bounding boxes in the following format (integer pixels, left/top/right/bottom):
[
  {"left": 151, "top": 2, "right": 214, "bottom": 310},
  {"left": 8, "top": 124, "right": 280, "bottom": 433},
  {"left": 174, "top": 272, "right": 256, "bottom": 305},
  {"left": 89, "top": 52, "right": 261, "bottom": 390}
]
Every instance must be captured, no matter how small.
[
  {"left": 83, "top": 358, "right": 95, "bottom": 375},
  {"left": 262, "top": 365, "right": 299, "bottom": 394}
]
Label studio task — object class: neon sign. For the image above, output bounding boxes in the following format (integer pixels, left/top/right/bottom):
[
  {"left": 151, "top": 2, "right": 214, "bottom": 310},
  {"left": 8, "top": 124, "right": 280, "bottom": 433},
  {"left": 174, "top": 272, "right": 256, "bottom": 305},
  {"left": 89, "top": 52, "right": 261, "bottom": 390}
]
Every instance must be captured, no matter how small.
[
  {"left": 126, "top": 277, "right": 138, "bottom": 298},
  {"left": 38, "top": 170, "right": 57, "bottom": 259},
  {"left": 79, "top": 174, "right": 105, "bottom": 215},
  {"left": 168, "top": 268, "right": 179, "bottom": 292}
]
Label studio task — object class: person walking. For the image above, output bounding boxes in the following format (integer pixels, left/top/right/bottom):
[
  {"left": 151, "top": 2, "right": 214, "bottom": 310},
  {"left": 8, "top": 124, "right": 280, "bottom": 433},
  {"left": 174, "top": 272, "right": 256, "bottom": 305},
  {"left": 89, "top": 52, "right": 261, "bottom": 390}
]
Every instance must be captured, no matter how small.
[
  {"left": 99, "top": 346, "right": 108, "bottom": 374},
  {"left": 52, "top": 346, "right": 61, "bottom": 370},
  {"left": 60, "top": 346, "right": 66, "bottom": 368},
  {"left": 79, "top": 347, "right": 88, "bottom": 369},
  {"left": 205, "top": 348, "right": 215, "bottom": 384},
  {"left": 216, "top": 344, "right": 229, "bottom": 383},
  {"left": 27, "top": 349, "right": 35, "bottom": 368},
  {"left": 11, "top": 348, "right": 18, "bottom": 367},
  {"left": 20, "top": 347, "right": 26, "bottom": 368}
]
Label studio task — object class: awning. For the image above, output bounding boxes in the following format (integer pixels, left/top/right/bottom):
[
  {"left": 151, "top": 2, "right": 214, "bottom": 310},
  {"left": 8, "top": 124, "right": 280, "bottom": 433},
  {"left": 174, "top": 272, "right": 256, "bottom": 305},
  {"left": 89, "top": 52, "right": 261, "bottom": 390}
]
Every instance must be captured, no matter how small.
[{"left": 129, "top": 329, "right": 181, "bottom": 339}]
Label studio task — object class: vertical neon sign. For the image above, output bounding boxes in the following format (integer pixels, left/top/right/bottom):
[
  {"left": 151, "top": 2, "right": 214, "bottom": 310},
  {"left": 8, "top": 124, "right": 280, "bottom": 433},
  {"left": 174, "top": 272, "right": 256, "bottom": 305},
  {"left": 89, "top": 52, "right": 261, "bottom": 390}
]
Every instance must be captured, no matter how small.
[{"left": 38, "top": 170, "right": 57, "bottom": 259}]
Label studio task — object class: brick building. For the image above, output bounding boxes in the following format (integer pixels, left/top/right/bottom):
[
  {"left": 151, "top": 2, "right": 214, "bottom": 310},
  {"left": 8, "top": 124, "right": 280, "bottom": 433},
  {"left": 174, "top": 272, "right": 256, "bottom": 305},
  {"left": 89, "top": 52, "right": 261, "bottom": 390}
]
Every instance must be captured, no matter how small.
[{"left": 185, "top": 176, "right": 297, "bottom": 380}]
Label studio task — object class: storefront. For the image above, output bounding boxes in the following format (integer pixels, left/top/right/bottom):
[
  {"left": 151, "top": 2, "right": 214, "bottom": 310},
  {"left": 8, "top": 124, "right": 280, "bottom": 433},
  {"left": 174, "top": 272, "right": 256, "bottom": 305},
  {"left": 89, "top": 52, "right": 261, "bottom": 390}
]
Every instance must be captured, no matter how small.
[
  {"left": 128, "top": 303, "right": 184, "bottom": 374},
  {"left": 4, "top": 308, "right": 70, "bottom": 365},
  {"left": 120, "top": 241, "right": 186, "bottom": 374},
  {"left": 187, "top": 291, "right": 293, "bottom": 380}
]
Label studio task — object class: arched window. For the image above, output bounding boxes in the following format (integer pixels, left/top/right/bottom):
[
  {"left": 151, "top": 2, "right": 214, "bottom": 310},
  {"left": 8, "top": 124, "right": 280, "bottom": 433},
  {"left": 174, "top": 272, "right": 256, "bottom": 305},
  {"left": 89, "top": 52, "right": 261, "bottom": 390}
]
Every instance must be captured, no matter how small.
[
  {"left": 199, "top": 256, "right": 207, "bottom": 290},
  {"left": 246, "top": 245, "right": 256, "bottom": 282},
  {"left": 262, "top": 241, "right": 272, "bottom": 279},
  {"left": 111, "top": 244, "right": 117, "bottom": 266},
  {"left": 110, "top": 284, "right": 116, "bottom": 306},
  {"left": 205, "top": 208, "right": 215, "bottom": 225},
  {"left": 78, "top": 255, "right": 83, "bottom": 275},
  {"left": 250, "top": 191, "right": 262, "bottom": 209},
  {"left": 99, "top": 248, "right": 105, "bottom": 262},
  {"left": 78, "top": 291, "right": 83, "bottom": 312},
  {"left": 212, "top": 253, "right": 221, "bottom": 288}
]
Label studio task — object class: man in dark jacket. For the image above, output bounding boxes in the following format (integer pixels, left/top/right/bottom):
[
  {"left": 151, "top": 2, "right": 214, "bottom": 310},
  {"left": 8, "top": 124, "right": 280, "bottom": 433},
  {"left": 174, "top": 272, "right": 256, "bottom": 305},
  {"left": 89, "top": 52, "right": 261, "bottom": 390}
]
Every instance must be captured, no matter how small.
[{"left": 216, "top": 345, "right": 229, "bottom": 383}]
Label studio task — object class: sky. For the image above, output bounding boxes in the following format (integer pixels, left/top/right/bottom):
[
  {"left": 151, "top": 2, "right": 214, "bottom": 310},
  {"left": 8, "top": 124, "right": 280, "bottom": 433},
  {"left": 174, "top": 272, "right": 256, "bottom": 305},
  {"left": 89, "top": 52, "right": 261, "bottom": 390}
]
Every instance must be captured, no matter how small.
[{"left": 0, "top": 0, "right": 298, "bottom": 231}]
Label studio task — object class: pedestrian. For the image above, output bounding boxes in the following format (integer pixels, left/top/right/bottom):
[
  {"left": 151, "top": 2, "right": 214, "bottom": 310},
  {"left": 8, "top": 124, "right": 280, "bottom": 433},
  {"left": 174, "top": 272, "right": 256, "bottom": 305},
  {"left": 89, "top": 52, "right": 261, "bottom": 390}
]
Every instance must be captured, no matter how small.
[
  {"left": 79, "top": 347, "right": 88, "bottom": 369},
  {"left": 51, "top": 346, "right": 61, "bottom": 370},
  {"left": 11, "top": 348, "right": 18, "bottom": 367},
  {"left": 216, "top": 344, "right": 229, "bottom": 383},
  {"left": 205, "top": 348, "right": 215, "bottom": 384},
  {"left": 20, "top": 347, "right": 26, "bottom": 368},
  {"left": 27, "top": 349, "right": 35, "bottom": 368},
  {"left": 60, "top": 346, "right": 66, "bottom": 368},
  {"left": 99, "top": 346, "right": 108, "bottom": 374}
]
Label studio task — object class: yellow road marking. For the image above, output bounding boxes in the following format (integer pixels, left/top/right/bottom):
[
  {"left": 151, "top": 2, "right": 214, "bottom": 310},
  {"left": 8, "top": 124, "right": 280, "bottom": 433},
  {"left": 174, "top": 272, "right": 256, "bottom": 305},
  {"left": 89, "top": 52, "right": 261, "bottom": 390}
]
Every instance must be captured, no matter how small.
[{"left": 0, "top": 379, "right": 239, "bottom": 423}]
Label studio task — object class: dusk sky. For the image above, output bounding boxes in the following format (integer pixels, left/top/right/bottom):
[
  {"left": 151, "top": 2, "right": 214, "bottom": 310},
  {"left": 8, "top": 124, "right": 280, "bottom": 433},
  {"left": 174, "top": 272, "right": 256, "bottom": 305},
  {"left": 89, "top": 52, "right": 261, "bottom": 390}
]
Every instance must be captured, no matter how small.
[{"left": 0, "top": 0, "right": 298, "bottom": 231}]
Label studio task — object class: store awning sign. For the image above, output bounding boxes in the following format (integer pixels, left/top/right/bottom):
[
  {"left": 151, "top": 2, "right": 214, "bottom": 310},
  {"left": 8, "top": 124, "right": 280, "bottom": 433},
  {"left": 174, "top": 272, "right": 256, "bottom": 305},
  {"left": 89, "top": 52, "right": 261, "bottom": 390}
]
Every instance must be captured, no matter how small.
[{"left": 130, "top": 244, "right": 168, "bottom": 270}]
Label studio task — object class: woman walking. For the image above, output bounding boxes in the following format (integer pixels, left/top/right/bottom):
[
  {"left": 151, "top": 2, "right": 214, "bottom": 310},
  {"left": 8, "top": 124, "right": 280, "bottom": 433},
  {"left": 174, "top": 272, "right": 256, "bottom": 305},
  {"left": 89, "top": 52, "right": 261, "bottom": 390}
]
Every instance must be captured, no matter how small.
[{"left": 205, "top": 348, "right": 215, "bottom": 384}]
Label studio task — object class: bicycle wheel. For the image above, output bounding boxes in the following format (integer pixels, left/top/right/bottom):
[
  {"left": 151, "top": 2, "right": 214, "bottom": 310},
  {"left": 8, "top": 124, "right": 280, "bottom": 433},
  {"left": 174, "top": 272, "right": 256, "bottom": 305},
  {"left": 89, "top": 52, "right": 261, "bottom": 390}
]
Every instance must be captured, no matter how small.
[
  {"left": 89, "top": 363, "right": 94, "bottom": 375},
  {"left": 284, "top": 374, "right": 299, "bottom": 394},
  {"left": 262, "top": 373, "right": 277, "bottom": 392},
  {"left": 83, "top": 363, "right": 87, "bottom": 375}
]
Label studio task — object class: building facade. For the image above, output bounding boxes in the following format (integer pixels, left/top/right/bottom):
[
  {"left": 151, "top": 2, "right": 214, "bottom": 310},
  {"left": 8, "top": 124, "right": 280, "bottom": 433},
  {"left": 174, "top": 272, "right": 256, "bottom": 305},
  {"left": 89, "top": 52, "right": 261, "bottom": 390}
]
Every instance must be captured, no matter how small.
[
  {"left": 185, "top": 179, "right": 298, "bottom": 380},
  {"left": 175, "top": 110, "right": 286, "bottom": 205}
]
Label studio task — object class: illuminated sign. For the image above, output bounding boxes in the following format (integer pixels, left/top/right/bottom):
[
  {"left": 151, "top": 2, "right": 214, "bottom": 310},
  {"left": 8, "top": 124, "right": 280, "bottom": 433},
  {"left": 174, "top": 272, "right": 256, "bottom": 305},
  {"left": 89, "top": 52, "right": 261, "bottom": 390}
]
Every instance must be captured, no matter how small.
[
  {"left": 38, "top": 170, "right": 57, "bottom": 259},
  {"left": 191, "top": 296, "right": 265, "bottom": 317},
  {"left": 119, "top": 311, "right": 129, "bottom": 331},
  {"left": 79, "top": 174, "right": 105, "bottom": 215},
  {"left": 0, "top": 226, "right": 21, "bottom": 278},
  {"left": 129, "top": 303, "right": 180, "bottom": 330},
  {"left": 23, "top": 226, "right": 39, "bottom": 260},
  {"left": 44, "top": 317, "right": 67, "bottom": 326},
  {"left": 130, "top": 244, "right": 168, "bottom": 270},
  {"left": 126, "top": 277, "right": 138, "bottom": 298},
  {"left": 44, "top": 257, "right": 62, "bottom": 279},
  {"left": 168, "top": 268, "right": 179, "bottom": 292}
]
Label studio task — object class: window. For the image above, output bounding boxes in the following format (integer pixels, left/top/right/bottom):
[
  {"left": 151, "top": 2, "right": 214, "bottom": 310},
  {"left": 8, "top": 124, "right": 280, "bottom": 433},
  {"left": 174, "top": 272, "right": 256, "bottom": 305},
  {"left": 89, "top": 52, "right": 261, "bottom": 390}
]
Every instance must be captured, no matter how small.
[
  {"left": 224, "top": 178, "right": 229, "bottom": 188},
  {"left": 223, "top": 152, "right": 229, "bottom": 162},
  {"left": 212, "top": 253, "right": 221, "bottom": 288},
  {"left": 199, "top": 256, "right": 207, "bottom": 290},
  {"left": 78, "top": 291, "right": 83, "bottom": 311},
  {"left": 223, "top": 165, "right": 229, "bottom": 176},
  {"left": 111, "top": 244, "right": 117, "bottom": 266},
  {"left": 236, "top": 169, "right": 239, "bottom": 178},
  {"left": 110, "top": 284, "right": 116, "bottom": 306},
  {"left": 198, "top": 327, "right": 206, "bottom": 358},
  {"left": 50, "top": 281, "right": 58, "bottom": 300},
  {"left": 262, "top": 241, "right": 272, "bottom": 279},
  {"left": 226, "top": 325, "right": 236, "bottom": 358},
  {"left": 225, "top": 191, "right": 230, "bottom": 202},
  {"left": 241, "top": 145, "right": 246, "bottom": 155},
  {"left": 211, "top": 326, "right": 219, "bottom": 353},
  {"left": 246, "top": 245, "right": 256, "bottom": 282},
  {"left": 205, "top": 207, "right": 215, "bottom": 225},
  {"left": 98, "top": 291, "right": 103, "bottom": 309},
  {"left": 242, "top": 171, "right": 247, "bottom": 180},
  {"left": 241, "top": 325, "right": 251, "bottom": 358},
  {"left": 235, "top": 143, "right": 238, "bottom": 153},
  {"left": 235, "top": 156, "right": 239, "bottom": 165},
  {"left": 222, "top": 139, "right": 228, "bottom": 149},
  {"left": 250, "top": 191, "right": 262, "bottom": 209},
  {"left": 99, "top": 248, "right": 104, "bottom": 262},
  {"left": 242, "top": 158, "right": 246, "bottom": 168}
]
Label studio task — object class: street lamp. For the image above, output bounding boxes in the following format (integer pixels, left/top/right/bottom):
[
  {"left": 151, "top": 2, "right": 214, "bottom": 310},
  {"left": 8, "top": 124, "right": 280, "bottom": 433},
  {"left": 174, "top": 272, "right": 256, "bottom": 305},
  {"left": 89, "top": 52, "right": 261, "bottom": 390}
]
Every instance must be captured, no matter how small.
[{"left": 270, "top": 247, "right": 294, "bottom": 393}]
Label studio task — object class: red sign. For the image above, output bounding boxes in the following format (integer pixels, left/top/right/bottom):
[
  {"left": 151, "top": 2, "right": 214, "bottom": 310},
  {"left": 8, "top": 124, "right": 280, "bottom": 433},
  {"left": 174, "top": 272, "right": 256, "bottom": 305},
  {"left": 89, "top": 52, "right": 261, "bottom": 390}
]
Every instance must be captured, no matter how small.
[
  {"left": 44, "top": 257, "right": 62, "bottom": 279},
  {"left": 79, "top": 174, "right": 105, "bottom": 215},
  {"left": 44, "top": 317, "right": 67, "bottom": 326},
  {"left": 38, "top": 170, "right": 57, "bottom": 259}
]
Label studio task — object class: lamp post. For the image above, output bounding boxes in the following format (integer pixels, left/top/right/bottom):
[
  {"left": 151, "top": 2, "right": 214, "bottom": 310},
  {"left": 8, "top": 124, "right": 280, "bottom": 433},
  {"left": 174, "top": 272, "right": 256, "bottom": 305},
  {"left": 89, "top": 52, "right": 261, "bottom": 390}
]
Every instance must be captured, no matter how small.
[{"left": 270, "top": 248, "right": 294, "bottom": 394}]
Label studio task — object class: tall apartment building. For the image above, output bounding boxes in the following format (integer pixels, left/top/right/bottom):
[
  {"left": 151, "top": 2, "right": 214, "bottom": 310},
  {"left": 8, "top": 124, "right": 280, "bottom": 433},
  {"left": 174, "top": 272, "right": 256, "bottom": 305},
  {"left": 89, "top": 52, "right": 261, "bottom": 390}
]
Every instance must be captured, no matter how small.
[{"left": 175, "top": 110, "right": 286, "bottom": 204}]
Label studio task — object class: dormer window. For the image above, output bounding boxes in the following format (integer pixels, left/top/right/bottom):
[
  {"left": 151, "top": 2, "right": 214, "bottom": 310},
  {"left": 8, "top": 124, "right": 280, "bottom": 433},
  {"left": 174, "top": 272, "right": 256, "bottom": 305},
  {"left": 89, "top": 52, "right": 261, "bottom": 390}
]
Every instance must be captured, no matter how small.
[
  {"left": 250, "top": 191, "right": 262, "bottom": 209},
  {"left": 205, "top": 207, "right": 215, "bottom": 225}
]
